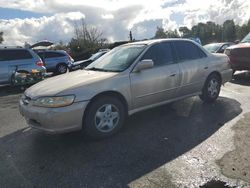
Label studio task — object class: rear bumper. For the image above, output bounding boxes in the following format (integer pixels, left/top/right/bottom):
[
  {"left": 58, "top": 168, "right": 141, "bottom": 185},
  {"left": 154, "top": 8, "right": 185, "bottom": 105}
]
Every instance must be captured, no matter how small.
[
  {"left": 221, "top": 69, "right": 233, "bottom": 84},
  {"left": 19, "top": 99, "right": 89, "bottom": 133}
]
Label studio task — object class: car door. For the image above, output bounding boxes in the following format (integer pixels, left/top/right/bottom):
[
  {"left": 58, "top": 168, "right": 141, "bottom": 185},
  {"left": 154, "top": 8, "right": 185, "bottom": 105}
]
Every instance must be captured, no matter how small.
[
  {"left": 173, "top": 41, "right": 209, "bottom": 97},
  {"left": 43, "top": 52, "right": 66, "bottom": 70},
  {"left": 130, "top": 42, "right": 180, "bottom": 109},
  {"left": 0, "top": 51, "right": 9, "bottom": 84}
]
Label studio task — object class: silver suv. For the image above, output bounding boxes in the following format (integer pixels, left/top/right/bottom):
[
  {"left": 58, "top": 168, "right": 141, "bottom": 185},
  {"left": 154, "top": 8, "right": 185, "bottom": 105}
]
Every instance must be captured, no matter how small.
[
  {"left": 0, "top": 47, "right": 46, "bottom": 85},
  {"left": 36, "top": 50, "right": 74, "bottom": 74}
]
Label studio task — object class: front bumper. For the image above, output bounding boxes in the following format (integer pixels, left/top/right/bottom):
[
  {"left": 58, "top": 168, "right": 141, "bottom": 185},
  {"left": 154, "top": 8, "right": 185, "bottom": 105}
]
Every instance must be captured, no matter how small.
[
  {"left": 221, "top": 69, "right": 233, "bottom": 84},
  {"left": 19, "top": 99, "right": 89, "bottom": 133}
]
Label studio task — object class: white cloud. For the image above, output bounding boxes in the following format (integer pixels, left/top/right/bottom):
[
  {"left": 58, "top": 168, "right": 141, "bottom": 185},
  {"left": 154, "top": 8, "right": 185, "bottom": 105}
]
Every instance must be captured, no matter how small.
[
  {"left": 101, "top": 14, "right": 114, "bottom": 19},
  {"left": 0, "top": 12, "right": 85, "bottom": 45},
  {"left": 0, "top": 0, "right": 250, "bottom": 45}
]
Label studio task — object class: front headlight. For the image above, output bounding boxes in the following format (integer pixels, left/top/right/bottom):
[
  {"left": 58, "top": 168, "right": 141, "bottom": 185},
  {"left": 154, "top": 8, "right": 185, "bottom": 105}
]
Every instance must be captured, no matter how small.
[{"left": 33, "top": 95, "right": 75, "bottom": 108}]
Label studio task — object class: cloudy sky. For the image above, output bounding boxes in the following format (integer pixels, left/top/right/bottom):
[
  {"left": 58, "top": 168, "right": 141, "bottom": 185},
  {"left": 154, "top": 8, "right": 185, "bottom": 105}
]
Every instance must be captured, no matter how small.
[{"left": 0, "top": 0, "right": 249, "bottom": 45}]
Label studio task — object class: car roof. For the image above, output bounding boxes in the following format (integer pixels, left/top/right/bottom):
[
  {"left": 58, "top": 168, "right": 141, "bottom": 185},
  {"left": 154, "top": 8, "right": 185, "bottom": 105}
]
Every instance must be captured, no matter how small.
[
  {"left": 122, "top": 38, "right": 198, "bottom": 46},
  {"left": 0, "top": 47, "right": 28, "bottom": 50},
  {"left": 204, "top": 42, "right": 234, "bottom": 46},
  {"left": 36, "top": 50, "right": 66, "bottom": 53}
]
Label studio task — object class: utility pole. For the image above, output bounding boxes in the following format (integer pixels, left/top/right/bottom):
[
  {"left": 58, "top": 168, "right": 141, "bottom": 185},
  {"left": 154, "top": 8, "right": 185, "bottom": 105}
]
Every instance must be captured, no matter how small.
[{"left": 129, "top": 31, "right": 133, "bottom": 41}]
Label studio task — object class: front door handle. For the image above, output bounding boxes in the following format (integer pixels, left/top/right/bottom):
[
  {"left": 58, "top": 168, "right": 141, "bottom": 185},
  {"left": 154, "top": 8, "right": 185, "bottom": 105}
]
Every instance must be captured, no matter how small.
[
  {"left": 204, "top": 66, "right": 208, "bottom": 69},
  {"left": 170, "top": 73, "right": 176, "bottom": 77}
]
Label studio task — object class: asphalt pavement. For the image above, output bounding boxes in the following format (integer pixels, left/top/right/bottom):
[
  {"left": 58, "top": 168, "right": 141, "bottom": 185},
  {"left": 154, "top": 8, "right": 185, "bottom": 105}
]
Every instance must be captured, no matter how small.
[{"left": 0, "top": 72, "right": 250, "bottom": 188}]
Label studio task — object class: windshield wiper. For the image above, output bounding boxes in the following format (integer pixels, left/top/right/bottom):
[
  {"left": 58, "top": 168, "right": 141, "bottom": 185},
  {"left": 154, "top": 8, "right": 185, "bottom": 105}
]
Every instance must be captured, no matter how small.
[
  {"left": 85, "top": 67, "right": 110, "bottom": 72},
  {"left": 85, "top": 67, "right": 122, "bottom": 72}
]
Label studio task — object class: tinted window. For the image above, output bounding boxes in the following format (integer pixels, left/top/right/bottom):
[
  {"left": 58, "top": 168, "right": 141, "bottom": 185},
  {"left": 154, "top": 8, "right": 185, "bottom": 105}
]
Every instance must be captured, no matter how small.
[
  {"left": 221, "top": 44, "right": 229, "bottom": 51},
  {"left": 44, "top": 52, "right": 65, "bottom": 58},
  {"left": 174, "top": 41, "right": 206, "bottom": 61},
  {"left": 0, "top": 49, "right": 32, "bottom": 61},
  {"left": 142, "top": 43, "right": 174, "bottom": 66}
]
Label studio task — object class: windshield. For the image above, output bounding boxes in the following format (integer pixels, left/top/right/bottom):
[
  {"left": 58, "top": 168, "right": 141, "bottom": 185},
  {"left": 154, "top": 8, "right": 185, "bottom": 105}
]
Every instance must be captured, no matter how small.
[
  {"left": 86, "top": 44, "right": 146, "bottom": 72},
  {"left": 203, "top": 43, "right": 221, "bottom": 53},
  {"left": 241, "top": 33, "right": 250, "bottom": 43},
  {"left": 89, "top": 52, "right": 106, "bottom": 61}
]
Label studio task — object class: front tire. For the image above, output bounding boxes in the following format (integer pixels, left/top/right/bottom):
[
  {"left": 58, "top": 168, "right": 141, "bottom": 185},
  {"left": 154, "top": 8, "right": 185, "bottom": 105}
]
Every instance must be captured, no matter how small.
[
  {"left": 83, "top": 96, "right": 126, "bottom": 139},
  {"left": 199, "top": 74, "right": 221, "bottom": 103}
]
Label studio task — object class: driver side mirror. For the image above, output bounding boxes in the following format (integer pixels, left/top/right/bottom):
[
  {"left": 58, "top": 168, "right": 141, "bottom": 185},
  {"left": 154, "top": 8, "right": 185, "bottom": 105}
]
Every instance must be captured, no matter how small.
[{"left": 133, "top": 59, "right": 154, "bottom": 72}]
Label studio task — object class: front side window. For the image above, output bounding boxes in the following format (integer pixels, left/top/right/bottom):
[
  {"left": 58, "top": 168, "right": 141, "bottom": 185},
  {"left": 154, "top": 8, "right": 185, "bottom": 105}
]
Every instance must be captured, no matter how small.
[
  {"left": 142, "top": 43, "right": 174, "bottom": 66},
  {"left": 86, "top": 44, "right": 146, "bottom": 72},
  {"left": 174, "top": 41, "right": 206, "bottom": 61}
]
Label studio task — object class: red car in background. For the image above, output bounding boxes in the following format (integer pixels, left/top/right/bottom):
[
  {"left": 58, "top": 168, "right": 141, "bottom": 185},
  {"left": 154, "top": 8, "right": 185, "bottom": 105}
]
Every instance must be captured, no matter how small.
[{"left": 225, "top": 33, "right": 250, "bottom": 73}]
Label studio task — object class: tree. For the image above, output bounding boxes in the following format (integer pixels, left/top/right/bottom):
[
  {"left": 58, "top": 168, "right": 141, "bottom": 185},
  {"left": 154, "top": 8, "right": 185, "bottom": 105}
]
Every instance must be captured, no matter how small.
[
  {"left": 235, "top": 20, "right": 250, "bottom": 40},
  {"left": 154, "top": 27, "right": 167, "bottom": 38},
  {"left": 222, "top": 20, "right": 236, "bottom": 42},
  {"left": 68, "top": 19, "right": 108, "bottom": 60},
  {"left": 0, "top": 32, "right": 3, "bottom": 44},
  {"left": 179, "top": 26, "right": 192, "bottom": 38},
  {"left": 50, "top": 41, "right": 68, "bottom": 51},
  {"left": 154, "top": 27, "right": 180, "bottom": 39},
  {"left": 165, "top": 29, "right": 180, "bottom": 38}
]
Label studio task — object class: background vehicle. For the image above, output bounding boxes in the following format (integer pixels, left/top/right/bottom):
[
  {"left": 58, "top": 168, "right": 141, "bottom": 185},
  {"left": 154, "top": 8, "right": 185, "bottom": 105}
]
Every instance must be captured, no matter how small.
[
  {"left": 69, "top": 49, "right": 109, "bottom": 71},
  {"left": 204, "top": 42, "right": 234, "bottom": 53},
  {"left": 36, "top": 50, "right": 74, "bottom": 74},
  {"left": 225, "top": 33, "right": 250, "bottom": 72},
  {"left": 0, "top": 47, "right": 46, "bottom": 85},
  {"left": 20, "top": 39, "right": 232, "bottom": 139}
]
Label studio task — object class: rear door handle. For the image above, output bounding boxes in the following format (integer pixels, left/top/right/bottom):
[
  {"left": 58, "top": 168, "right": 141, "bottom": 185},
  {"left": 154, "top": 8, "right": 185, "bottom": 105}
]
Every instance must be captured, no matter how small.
[
  {"left": 204, "top": 66, "right": 208, "bottom": 69},
  {"left": 170, "top": 73, "right": 176, "bottom": 77}
]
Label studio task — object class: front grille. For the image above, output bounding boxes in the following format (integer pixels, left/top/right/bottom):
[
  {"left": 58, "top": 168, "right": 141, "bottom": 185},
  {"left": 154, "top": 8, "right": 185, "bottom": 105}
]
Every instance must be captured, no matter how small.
[{"left": 22, "top": 95, "right": 31, "bottom": 105}]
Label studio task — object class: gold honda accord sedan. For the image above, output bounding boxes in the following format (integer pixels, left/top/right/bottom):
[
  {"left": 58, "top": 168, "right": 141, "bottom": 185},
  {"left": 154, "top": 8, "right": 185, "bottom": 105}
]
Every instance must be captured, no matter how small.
[{"left": 19, "top": 39, "right": 232, "bottom": 138}]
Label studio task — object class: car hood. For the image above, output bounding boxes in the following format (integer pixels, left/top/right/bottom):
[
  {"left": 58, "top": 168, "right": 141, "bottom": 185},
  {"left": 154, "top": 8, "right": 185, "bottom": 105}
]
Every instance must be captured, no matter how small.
[
  {"left": 25, "top": 70, "right": 118, "bottom": 99},
  {"left": 227, "top": 43, "right": 250, "bottom": 50}
]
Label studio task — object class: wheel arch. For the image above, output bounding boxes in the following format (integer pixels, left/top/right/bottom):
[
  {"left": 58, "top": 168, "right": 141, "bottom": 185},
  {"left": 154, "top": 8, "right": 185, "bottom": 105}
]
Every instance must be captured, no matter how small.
[
  {"left": 56, "top": 62, "right": 67, "bottom": 67},
  {"left": 206, "top": 71, "right": 222, "bottom": 84},
  {"left": 82, "top": 90, "right": 129, "bottom": 125}
]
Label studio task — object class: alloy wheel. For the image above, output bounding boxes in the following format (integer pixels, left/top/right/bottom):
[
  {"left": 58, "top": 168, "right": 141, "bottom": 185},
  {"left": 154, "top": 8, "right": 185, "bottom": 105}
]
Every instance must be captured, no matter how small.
[{"left": 94, "top": 104, "right": 120, "bottom": 133}]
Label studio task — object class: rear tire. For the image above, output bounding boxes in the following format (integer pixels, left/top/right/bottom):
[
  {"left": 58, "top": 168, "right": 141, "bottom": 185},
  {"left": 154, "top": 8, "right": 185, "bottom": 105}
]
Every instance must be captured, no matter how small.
[
  {"left": 199, "top": 74, "right": 221, "bottom": 103},
  {"left": 56, "top": 64, "right": 68, "bottom": 74},
  {"left": 83, "top": 96, "right": 126, "bottom": 139}
]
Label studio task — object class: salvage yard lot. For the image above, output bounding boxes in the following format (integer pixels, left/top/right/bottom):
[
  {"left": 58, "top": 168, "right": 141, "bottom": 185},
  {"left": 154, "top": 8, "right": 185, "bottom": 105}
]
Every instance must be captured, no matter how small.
[{"left": 0, "top": 72, "right": 250, "bottom": 188}]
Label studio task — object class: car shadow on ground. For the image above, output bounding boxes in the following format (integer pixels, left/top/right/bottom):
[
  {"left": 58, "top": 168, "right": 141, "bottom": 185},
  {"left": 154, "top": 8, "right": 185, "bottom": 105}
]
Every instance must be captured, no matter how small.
[
  {"left": 0, "top": 97, "right": 242, "bottom": 188},
  {"left": 231, "top": 71, "right": 250, "bottom": 86},
  {"left": 0, "top": 85, "right": 25, "bottom": 97}
]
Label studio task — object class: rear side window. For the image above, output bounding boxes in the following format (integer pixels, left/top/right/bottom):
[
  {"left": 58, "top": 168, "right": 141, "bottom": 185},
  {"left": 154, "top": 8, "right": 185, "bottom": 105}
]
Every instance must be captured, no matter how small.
[
  {"left": 142, "top": 43, "right": 174, "bottom": 66},
  {"left": 44, "top": 52, "right": 66, "bottom": 58},
  {"left": 37, "top": 52, "right": 44, "bottom": 58},
  {"left": 174, "top": 41, "right": 206, "bottom": 61},
  {"left": 0, "top": 49, "right": 33, "bottom": 61}
]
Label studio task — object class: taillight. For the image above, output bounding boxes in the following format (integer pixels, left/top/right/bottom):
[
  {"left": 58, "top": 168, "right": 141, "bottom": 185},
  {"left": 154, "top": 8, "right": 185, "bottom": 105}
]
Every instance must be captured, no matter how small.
[
  {"left": 66, "top": 53, "right": 74, "bottom": 62},
  {"left": 36, "top": 61, "right": 44, "bottom": 67}
]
